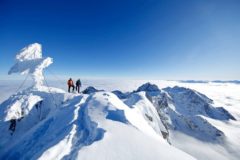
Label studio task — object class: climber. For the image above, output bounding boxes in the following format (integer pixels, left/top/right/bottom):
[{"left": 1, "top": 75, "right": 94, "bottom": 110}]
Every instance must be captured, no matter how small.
[
  {"left": 68, "top": 78, "right": 75, "bottom": 93},
  {"left": 76, "top": 79, "right": 82, "bottom": 93},
  {"left": 9, "top": 119, "right": 16, "bottom": 135}
]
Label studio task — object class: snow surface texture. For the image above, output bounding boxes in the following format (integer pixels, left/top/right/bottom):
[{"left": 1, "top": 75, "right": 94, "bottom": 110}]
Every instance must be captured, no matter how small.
[
  {"left": 1, "top": 44, "right": 240, "bottom": 160},
  {"left": 1, "top": 81, "right": 239, "bottom": 160},
  {"left": 0, "top": 85, "right": 197, "bottom": 160},
  {"left": 8, "top": 43, "right": 53, "bottom": 88},
  {"left": 0, "top": 44, "right": 196, "bottom": 160}
]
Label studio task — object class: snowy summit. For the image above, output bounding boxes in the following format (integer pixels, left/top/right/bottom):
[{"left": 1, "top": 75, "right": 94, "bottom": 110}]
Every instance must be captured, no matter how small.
[{"left": 0, "top": 44, "right": 239, "bottom": 160}]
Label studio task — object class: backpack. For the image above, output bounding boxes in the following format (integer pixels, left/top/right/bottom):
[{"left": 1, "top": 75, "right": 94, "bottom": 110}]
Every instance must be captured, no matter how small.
[
  {"left": 76, "top": 80, "right": 81, "bottom": 86},
  {"left": 68, "top": 80, "right": 73, "bottom": 86}
]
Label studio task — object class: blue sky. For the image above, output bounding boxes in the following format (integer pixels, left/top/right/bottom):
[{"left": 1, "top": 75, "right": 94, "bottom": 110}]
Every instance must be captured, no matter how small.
[{"left": 0, "top": 0, "right": 240, "bottom": 80}]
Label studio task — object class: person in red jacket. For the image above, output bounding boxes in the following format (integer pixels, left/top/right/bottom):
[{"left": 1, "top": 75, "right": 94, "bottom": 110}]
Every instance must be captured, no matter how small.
[{"left": 67, "top": 78, "right": 75, "bottom": 93}]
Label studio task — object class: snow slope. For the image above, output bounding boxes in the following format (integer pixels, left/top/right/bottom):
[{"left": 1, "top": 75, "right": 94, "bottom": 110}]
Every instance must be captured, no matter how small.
[
  {"left": 0, "top": 43, "right": 239, "bottom": 160},
  {"left": 0, "top": 87, "right": 196, "bottom": 160},
  {"left": 1, "top": 81, "right": 239, "bottom": 160},
  {"left": 0, "top": 43, "right": 196, "bottom": 160},
  {"left": 1, "top": 81, "right": 240, "bottom": 160}
]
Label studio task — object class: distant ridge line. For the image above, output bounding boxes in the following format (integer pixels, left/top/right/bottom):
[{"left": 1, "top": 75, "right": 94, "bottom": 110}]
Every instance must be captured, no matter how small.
[{"left": 179, "top": 80, "right": 240, "bottom": 84}]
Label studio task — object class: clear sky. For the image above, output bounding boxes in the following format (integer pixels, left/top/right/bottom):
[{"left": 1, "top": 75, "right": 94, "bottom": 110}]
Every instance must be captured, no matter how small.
[{"left": 0, "top": 0, "right": 240, "bottom": 80}]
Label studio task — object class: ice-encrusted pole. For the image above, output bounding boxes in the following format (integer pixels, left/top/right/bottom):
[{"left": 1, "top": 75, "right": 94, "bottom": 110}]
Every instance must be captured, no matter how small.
[{"left": 8, "top": 43, "right": 53, "bottom": 89}]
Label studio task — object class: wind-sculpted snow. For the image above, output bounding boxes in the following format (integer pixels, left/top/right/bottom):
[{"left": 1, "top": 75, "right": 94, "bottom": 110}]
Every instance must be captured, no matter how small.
[
  {"left": 0, "top": 85, "right": 196, "bottom": 160},
  {"left": 124, "top": 92, "right": 169, "bottom": 139},
  {"left": 1, "top": 43, "right": 239, "bottom": 159},
  {"left": 8, "top": 43, "right": 53, "bottom": 88},
  {"left": 130, "top": 83, "right": 236, "bottom": 142},
  {"left": 0, "top": 81, "right": 238, "bottom": 160},
  {"left": 0, "top": 86, "right": 65, "bottom": 121},
  {"left": 164, "top": 86, "right": 235, "bottom": 120},
  {"left": 0, "top": 86, "right": 66, "bottom": 155}
]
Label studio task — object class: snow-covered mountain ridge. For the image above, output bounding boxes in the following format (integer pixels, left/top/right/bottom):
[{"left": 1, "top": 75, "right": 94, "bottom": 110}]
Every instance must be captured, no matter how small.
[
  {"left": 0, "top": 82, "right": 239, "bottom": 160},
  {"left": 0, "top": 83, "right": 197, "bottom": 160},
  {"left": 0, "top": 43, "right": 239, "bottom": 160}
]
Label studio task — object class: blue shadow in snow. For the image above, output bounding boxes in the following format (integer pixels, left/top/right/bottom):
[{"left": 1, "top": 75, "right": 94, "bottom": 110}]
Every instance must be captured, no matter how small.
[{"left": 106, "top": 109, "right": 129, "bottom": 124}]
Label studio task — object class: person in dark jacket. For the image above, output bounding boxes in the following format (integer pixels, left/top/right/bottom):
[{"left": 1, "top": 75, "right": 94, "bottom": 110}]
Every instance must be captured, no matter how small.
[{"left": 76, "top": 79, "right": 82, "bottom": 93}]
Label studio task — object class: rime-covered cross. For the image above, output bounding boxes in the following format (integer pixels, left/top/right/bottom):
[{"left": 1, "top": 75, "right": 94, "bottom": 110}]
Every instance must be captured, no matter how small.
[{"left": 8, "top": 43, "right": 53, "bottom": 88}]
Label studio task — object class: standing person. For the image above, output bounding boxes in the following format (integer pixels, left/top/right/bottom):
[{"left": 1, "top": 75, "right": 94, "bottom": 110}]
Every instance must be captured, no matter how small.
[
  {"left": 76, "top": 79, "right": 82, "bottom": 93},
  {"left": 67, "top": 78, "right": 74, "bottom": 93}
]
